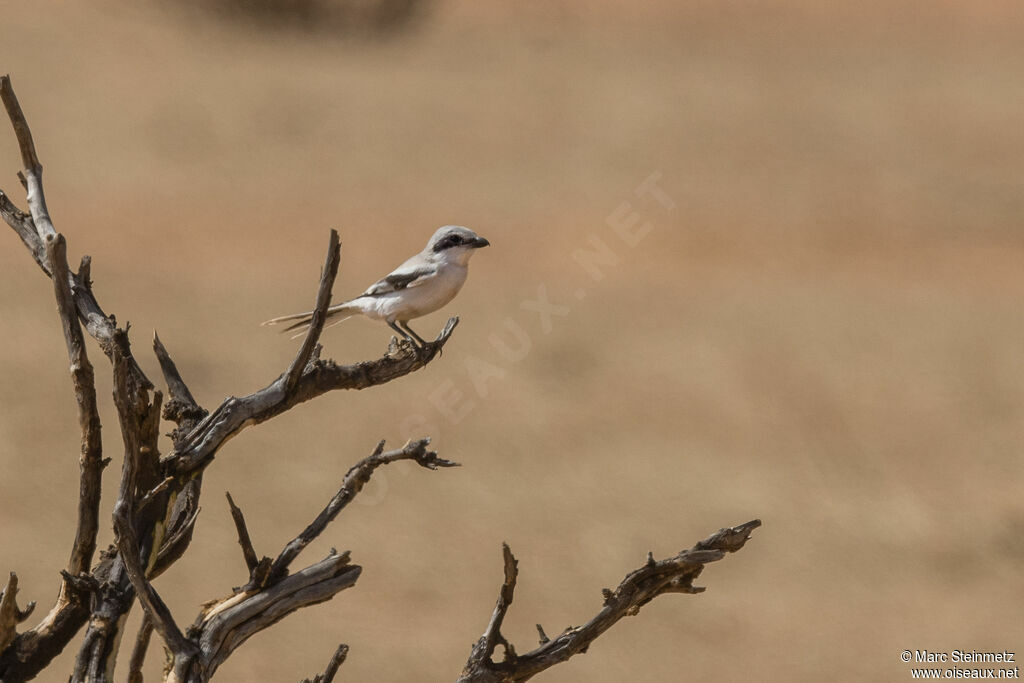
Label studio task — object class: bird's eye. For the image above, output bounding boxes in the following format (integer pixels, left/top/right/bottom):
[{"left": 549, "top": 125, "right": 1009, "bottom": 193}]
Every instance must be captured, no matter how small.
[{"left": 449, "top": 235, "right": 462, "bottom": 245}]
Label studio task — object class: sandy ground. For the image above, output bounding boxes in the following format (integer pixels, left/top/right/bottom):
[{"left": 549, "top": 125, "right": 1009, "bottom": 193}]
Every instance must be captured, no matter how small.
[{"left": 2, "top": 2, "right": 1023, "bottom": 681}]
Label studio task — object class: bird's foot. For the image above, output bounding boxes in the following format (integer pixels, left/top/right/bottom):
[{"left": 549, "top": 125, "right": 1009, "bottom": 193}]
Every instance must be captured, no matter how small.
[{"left": 388, "top": 335, "right": 423, "bottom": 359}]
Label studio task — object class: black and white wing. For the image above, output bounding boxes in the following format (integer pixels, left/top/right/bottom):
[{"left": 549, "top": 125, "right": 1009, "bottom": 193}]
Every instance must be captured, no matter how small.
[{"left": 361, "top": 263, "right": 438, "bottom": 297}]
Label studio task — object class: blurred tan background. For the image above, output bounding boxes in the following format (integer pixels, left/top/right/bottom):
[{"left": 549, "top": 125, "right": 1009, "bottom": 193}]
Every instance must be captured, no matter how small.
[{"left": 2, "top": 1, "right": 1024, "bottom": 681}]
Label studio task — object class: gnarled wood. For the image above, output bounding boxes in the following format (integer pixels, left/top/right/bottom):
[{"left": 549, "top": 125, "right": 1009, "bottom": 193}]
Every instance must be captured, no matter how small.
[
  {"left": 301, "top": 643, "right": 349, "bottom": 683},
  {"left": 458, "top": 520, "right": 762, "bottom": 683},
  {"left": 126, "top": 439, "right": 450, "bottom": 682}
]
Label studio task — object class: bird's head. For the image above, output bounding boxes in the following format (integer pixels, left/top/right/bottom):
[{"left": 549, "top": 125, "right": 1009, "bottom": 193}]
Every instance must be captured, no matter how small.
[{"left": 427, "top": 225, "right": 490, "bottom": 265}]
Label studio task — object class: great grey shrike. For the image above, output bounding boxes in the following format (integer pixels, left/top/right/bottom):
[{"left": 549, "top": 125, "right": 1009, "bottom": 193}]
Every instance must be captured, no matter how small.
[{"left": 263, "top": 225, "right": 490, "bottom": 345}]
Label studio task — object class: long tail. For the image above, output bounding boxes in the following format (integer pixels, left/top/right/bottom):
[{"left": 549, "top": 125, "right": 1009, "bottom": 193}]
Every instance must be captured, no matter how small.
[{"left": 261, "top": 302, "right": 358, "bottom": 338}]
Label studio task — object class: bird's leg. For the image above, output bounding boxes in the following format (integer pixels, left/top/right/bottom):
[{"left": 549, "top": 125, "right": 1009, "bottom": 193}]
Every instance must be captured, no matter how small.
[
  {"left": 400, "top": 321, "right": 430, "bottom": 348},
  {"left": 387, "top": 320, "right": 417, "bottom": 348}
]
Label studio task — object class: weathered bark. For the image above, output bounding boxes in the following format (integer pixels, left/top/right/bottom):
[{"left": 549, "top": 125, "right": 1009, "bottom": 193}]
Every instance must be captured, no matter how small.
[
  {"left": 117, "top": 439, "right": 452, "bottom": 682},
  {"left": 457, "top": 520, "right": 762, "bottom": 683},
  {"left": 300, "top": 643, "right": 349, "bottom": 683}
]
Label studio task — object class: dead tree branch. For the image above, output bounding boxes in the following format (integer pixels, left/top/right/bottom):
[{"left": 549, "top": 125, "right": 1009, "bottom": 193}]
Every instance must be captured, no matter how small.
[
  {"left": 301, "top": 644, "right": 349, "bottom": 683},
  {"left": 0, "top": 74, "right": 50, "bottom": 249},
  {"left": 148, "top": 332, "right": 207, "bottom": 586},
  {"left": 126, "top": 615, "right": 154, "bottom": 683},
  {"left": 225, "top": 493, "right": 260, "bottom": 575},
  {"left": 46, "top": 234, "right": 106, "bottom": 579},
  {"left": 154, "top": 332, "right": 208, "bottom": 435},
  {"left": 286, "top": 230, "right": 341, "bottom": 394},
  {"left": 123, "top": 439, "right": 449, "bottom": 682},
  {"left": 0, "top": 574, "right": 36, "bottom": 652},
  {"left": 67, "top": 325, "right": 164, "bottom": 683},
  {"left": 112, "top": 396, "right": 198, "bottom": 661},
  {"left": 0, "top": 76, "right": 458, "bottom": 682},
  {"left": 458, "top": 520, "right": 762, "bottom": 683},
  {"left": 268, "top": 438, "right": 458, "bottom": 582}
]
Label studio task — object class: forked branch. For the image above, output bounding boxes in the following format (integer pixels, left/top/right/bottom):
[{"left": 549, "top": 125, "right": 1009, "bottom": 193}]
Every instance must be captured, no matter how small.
[
  {"left": 458, "top": 520, "right": 762, "bottom": 683},
  {"left": 268, "top": 438, "right": 457, "bottom": 582},
  {"left": 0, "top": 574, "right": 36, "bottom": 652},
  {"left": 130, "top": 438, "right": 452, "bottom": 682}
]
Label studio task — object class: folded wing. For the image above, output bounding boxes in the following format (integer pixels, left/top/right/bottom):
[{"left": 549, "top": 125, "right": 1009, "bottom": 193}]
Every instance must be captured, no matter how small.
[{"left": 362, "top": 265, "right": 438, "bottom": 296}]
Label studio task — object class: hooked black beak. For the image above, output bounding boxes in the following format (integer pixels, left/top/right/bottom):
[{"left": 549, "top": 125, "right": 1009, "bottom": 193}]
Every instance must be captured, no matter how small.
[{"left": 472, "top": 236, "right": 490, "bottom": 248}]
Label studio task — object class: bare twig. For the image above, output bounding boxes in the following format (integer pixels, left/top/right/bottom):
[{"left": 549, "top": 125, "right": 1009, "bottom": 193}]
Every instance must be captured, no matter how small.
[
  {"left": 139, "top": 437, "right": 454, "bottom": 681},
  {"left": 476, "top": 544, "right": 518, "bottom": 663},
  {"left": 152, "top": 332, "right": 200, "bottom": 413},
  {"left": 0, "top": 574, "right": 36, "bottom": 652},
  {"left": 286, "top": 230, "right": 341, "bottom": 395},
  {"left": 0, "top": 75, "right": 41, "bottom": 172},
  {"left": 127, "top": 614, "right": 154, "bottom": 683},
  {"left": 1, "top": 81, "right": 136, "bottom": 363},
  {"left": 132, "top": 439, "right": 448, "bottom": 680},
  {"left": 0, "top": 75, "right": 55, "bottom": 259},
  {"left": 153, "top": 331, "right": 207, "bottom": 436},
  {"left": 46, "top": 234, "right": 106, "bottom": 576},
  {"left": 301, "top": 643, "right": 349, "bottom": 683},
  {"left": 458, "top": 520, "right": 762, "bottom": 683},
  {"left": 268, "top": 438, "right": 458, "bottom": 582},
  {"left": 225, "top": 492, "right": 260, "bottom": 574}
]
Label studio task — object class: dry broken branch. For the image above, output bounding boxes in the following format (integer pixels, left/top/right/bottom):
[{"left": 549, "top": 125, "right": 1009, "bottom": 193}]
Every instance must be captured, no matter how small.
[
  {"left": 127, "top": 616, "right": 154, "bottom": 683},
  {"left": 0, "top": 574, "right": 36, "bottom": 652},
  {"left": 225, "top": 492, "right": 260, "bottom": 575},
  {"left": 458, "top": 520, "right": 762, "bottom": 683},
  {"left": 112, "top": 395, "right": 198, "bottom": 662},
  {"left": 125, "top": 438, "right": 450, "bottom": 682},
  {"left": 268, "top": 437, "right": 458, "bottom": 582},
  {"left": 286, "top": 229, "right": 341, "bottom": 394},
  {"left": 301, "top": 644, "right": 349, "bottom": 683},
  {"left": 154, "top": 331, "right": 208, "bottom": 435},
  {"left": 46, "top": 234, "right": 106, "bottom": 580}
]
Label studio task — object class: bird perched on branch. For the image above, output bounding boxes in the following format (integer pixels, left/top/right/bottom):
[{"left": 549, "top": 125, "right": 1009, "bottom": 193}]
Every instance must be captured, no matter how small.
[{"left": 263, "top": 225, "right": 490, "bottom": 346}]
